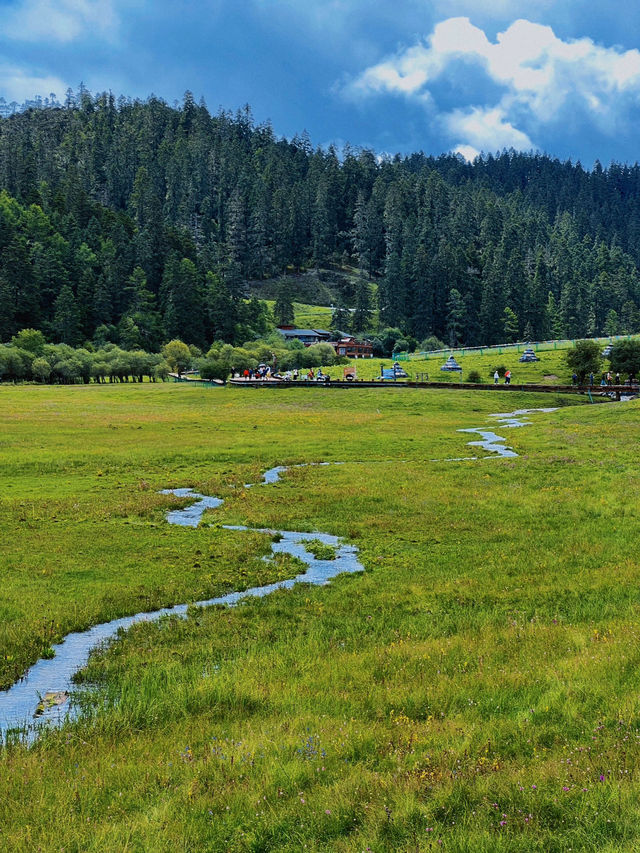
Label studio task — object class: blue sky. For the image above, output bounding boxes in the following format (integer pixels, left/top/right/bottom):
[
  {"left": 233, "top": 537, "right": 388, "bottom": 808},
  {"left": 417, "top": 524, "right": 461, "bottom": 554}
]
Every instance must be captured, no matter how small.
[{"left": 2, "top": 0, "right": 640, "bottom": 165}]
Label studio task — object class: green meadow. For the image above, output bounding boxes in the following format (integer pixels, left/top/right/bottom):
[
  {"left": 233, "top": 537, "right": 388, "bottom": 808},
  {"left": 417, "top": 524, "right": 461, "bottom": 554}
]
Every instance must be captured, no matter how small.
[
  {"left": 339, "top": 346, "right": 587, "bottom": 385},
  {"left": 2, "top": 383, "right": 640, "bottom": 851}
]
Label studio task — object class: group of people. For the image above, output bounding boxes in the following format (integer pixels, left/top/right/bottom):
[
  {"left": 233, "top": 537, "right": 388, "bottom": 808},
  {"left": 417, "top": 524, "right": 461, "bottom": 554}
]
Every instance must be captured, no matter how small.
[
  {"left": 494, "top": 370, "right": 512, "bottom": 384},
  {"left": 239, "top": 365, "right": 272, "bottom": 380},
  {"left": 237, "top": 367, "right": 331, "bottom": 382},
  {"left": 572, "top": 372, "right": 636, "bottom": 386}
]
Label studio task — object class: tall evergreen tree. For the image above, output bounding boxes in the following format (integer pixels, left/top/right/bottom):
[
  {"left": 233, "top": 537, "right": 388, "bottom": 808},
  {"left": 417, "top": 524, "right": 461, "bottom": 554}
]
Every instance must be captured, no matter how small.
[
  {"left": 273, "top": 279, "right": 295, "bottom": 327},
  {"left": 53, "top": 284, "right": 81, "bottom": 345},
  {"left": 352, "top": 275, "right": 373, "bottom": 333}
]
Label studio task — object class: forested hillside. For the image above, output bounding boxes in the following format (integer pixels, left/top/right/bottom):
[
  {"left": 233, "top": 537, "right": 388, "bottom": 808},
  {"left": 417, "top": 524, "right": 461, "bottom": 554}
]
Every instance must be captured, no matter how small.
[{"left": 2, "top": 90, "right": 640, "bottom": 349}]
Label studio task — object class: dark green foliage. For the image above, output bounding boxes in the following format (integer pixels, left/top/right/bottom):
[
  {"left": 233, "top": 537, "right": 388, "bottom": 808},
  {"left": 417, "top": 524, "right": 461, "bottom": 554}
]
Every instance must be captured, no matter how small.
[
  {"left": 467, "top": 369, "right": 482, "bottom": 383},
  {"left": 53, "top": 285, "right": 81, "bottom": 345},
  {"left": 566, "top": 340, "right": 602, "bottom": 382},
  {"left": 330, "top": 302, "right": 350, "bottom": 333},
  {"left": 609, "top": 339, "right": 640, "bottom": 377},
  {"left": 420, "top": 335, "right": 446, "bottom": 352},
  {"left": 273, "top": 279, "right": 295, "bottom": 327},
  {"left": 198, "top": 358, "right": 230, "bottom": 382},
  {"left": 379, "top": 327, "right": 404, "bottom": 357},
  {"left": 352, "top": 275, "right": 373, "bottom": 333},
  {"left": 2, "top": 99, "right": 640, "bottom": 349}
]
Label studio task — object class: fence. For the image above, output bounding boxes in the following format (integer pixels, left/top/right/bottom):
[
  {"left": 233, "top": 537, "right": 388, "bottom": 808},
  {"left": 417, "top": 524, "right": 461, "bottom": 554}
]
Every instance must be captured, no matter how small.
[{"left": 392, "top": 333, "right": 638, "bottom": 362}]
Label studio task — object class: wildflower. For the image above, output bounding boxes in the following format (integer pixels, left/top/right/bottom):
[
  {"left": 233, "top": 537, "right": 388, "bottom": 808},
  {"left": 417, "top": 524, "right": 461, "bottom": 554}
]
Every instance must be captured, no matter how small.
[
  {"left": 499, "top": 820, "right": 507, "bottom": 827},
  {"left": 531, "top": 784, "right": 537, "bottom": 790},
  {"left": 562, "top": 786, "right": 570, "bottom": 792},
  {"left": 325, "top": 809, "right": 331, "bottom": 815},
  {"left": 599, "top": 774, "right": 605, "bottom": 782}
]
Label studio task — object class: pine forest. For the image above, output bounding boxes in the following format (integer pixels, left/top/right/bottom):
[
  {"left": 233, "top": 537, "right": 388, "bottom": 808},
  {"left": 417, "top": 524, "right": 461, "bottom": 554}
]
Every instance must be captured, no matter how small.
[{"left": 2, "top": 90, "right": 640, "bottom": 353}]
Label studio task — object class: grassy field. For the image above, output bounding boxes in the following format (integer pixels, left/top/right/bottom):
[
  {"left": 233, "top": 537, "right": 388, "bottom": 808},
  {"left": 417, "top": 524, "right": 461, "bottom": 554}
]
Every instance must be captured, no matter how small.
[
  {"left": 337, "top": 346, "right": 581, "bottom": 385},
  {"left": 2, "top": 383, "right": 640, "bottom": 851},
  {"left": 263, "top": 301, "right": 334, "bottom": 331}
]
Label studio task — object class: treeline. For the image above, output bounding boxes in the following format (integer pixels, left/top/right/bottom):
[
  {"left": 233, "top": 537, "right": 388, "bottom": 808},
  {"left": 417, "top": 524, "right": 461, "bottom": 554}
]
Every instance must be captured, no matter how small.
[
  {"left": 0, "top": 329, "right": 169, "bottom": 383},
  {"left": 0, "top": 328, "right": 346, "bottom": 384},
  {"left": 2, "top": 90, "right": 640, "bottom": 349}
]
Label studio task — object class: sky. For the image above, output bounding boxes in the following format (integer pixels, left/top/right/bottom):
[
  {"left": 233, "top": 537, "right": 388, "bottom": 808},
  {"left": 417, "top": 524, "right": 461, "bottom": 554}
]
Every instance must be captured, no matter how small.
[{"left": 2, "top": 0, "right": 640, "bottom": 165}]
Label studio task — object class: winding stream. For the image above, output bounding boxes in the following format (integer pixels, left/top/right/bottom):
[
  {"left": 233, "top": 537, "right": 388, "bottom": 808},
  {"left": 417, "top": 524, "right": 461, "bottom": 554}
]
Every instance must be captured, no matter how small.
[
  {"left": 455, "top": 407, "right": 558, "bottom": 459},
  {"left": 0, "top": 407, "right": 558, "bottom": 742},
  {"left": 0, "top": 466, "right": 362, "bottom": 743}
]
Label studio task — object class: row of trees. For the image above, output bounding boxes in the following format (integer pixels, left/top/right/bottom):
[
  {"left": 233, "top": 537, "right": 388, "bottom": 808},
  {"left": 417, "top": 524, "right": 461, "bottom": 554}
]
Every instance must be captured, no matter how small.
[
  {"left": 567, "top": 339, "right": 640, "bottom": 382},
  {"left": 3, "top": 92, "right": 640, "bottom": 350},
  {"left": 0, "top": 328, "right": 348, "bottom": 384},
  {"left": 0, "top": 330, "right": 171, "bottom": 384}
]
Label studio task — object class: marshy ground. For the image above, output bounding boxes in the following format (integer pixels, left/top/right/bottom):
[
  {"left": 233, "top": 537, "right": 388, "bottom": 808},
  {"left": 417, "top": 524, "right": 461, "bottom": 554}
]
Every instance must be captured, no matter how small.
[{"left": 1, "top": 383, "right": 639, "bottom": 851}]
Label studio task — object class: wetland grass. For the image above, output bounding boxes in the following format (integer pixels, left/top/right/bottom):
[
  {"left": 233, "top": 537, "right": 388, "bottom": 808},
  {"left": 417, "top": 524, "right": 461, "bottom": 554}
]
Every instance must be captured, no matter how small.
[{"left": 1, "top": 383, "right": 639, "bottom": 850}]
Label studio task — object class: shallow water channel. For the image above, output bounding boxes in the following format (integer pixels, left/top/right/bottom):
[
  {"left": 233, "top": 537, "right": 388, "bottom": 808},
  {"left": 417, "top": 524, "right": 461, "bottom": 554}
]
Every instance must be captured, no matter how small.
[
  {"left": 0, "top": 407, "right": 557, "bottom": 742},
  {"left": 0, "top": 466, "right": 362, "bottom": 742},
  {"left": 455, "top": 407, "right": 558, "bottom": 459}
]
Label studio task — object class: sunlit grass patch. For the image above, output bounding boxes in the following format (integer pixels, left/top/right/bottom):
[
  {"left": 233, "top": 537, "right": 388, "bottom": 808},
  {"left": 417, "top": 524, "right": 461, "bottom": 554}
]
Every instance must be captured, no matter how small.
[{"left": 1, "top": 384, "right": 640, "bottom": 849}]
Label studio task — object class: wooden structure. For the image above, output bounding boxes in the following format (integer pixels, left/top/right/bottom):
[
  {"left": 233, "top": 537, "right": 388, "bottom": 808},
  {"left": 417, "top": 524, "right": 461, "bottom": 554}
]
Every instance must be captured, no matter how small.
[
  {"left": 228, "top": 378, "right": 637, "bottom": 400},
  {"left": 334, "top": 336, "right": 373, "bottom": 358}
]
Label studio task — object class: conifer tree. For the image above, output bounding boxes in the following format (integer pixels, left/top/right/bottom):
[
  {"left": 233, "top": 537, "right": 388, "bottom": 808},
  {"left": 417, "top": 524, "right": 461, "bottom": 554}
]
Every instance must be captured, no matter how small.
[
  {"left": 53, "top": 284, "right": 81, "bottom": 345},
  {"left": 273, "top": 279, "right": 295, "bottom": 326},
  {"left": 352, "top": 275, "right": 373, "bottom": 333}
]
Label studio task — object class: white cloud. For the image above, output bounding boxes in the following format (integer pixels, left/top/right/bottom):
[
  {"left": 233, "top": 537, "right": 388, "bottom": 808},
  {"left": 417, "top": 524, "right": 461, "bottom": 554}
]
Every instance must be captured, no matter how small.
[
  {"left": 454, "top": 143, "right": 480, "bottom": 162},
  {"left": 446, "top": 106, "right": 533, "bottom": 150},
  {"left": 0, "top": 65, "right": 68, "bottom": 102},
  {"left": 348, "top": 16, "right": 640, "bottom": 153},
  {"left": 3, "top": 0, "right": 119, "bottom": 44}
]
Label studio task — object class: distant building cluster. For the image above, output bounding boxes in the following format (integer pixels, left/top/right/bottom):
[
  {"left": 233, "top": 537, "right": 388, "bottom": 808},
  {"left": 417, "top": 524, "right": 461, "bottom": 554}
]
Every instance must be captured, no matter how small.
[
  {"left": 277, "top": 326, "right": 373, "bottom": 358},
  {"left": 0, "top": 93, "right": 62, "bottom": 118}
]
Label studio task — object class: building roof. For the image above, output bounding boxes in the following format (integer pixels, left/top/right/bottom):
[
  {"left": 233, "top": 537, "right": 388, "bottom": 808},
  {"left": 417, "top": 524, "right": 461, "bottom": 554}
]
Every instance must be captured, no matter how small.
[{"left": 278, "top": 328, "right": 333, "bottom": 339}]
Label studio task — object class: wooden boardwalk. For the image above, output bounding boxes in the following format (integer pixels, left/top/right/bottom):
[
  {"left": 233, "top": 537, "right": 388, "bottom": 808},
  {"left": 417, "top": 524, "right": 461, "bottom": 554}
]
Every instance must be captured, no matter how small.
[{"left": 229, "top": 378, "right": 638, "bottom": 400}]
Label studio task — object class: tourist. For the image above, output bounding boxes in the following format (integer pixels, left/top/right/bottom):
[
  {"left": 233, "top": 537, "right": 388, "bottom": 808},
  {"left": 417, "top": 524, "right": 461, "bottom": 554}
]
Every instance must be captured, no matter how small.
[
  {"left": 293, "top": 368, "right": 299, "bottom": 380},
  {"left": 589, "top": 372, "right": 594, "bottom": 386},
  {"left": 601, "top": 374, "right": 607, "bottom": 386},
  {"left": 572, "top": 372, "right": 578, "bottom": 385},
  {"left": 494, "top": 370, "right": 499, "bottom": 384},
  {"left": 504, "top": 369, "right": 511, "bottom": 385},
  {"left": 615, "top": 372, "right": 620, "bottom": 384},
  {"left": 607, "top": 371, "right": 612, "bottom": 386}
]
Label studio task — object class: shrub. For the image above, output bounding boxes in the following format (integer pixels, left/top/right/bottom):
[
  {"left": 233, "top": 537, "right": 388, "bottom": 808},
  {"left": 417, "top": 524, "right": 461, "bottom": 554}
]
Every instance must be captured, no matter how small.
[
  {"left": 610, "top": 340, "right": 640, "bottom": 377},
  {"left": 420, "top": 335, "right": 446, "bottom": 352},
  {"left": 467, "top": 370, "right": 482, "bottom": 383},
  {"left": 489, "top": 365, "right": 507, "bottom": 378},
  {"left": 199, "top": 358, "right": 230, "bottom": 382},
  {"left": 566, "top": 340, "right": 601, "bottom": 382},
  {"left": 31, "top": 357, "right": 51, "bottom": 382}
]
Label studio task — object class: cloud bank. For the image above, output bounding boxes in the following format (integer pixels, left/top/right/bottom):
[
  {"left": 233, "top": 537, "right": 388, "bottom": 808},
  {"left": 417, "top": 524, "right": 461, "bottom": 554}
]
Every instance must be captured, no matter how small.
[
  {"left": 348, "top": 17, "right": 640, "bottom": 158},
  {"left": 0, "top": 65, "right": 68, "bottom": 103},
  {"left": 3, "top": 0, "right": 119, "bottom": 44}
]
